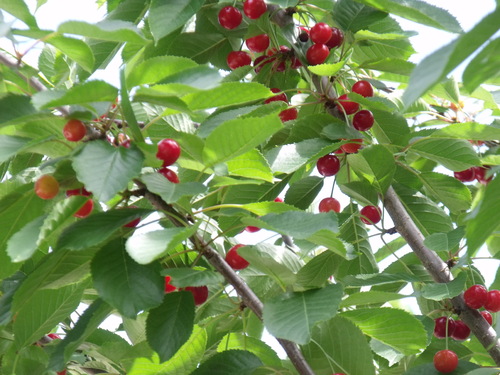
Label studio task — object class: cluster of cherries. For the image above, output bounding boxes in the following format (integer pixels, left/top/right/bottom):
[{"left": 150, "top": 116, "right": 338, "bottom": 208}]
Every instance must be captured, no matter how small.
[
  {"left": 454, "top": 165, "right": 492, "bottom": 185},
  {"left": 432, "top": 284, "right": 499, "bottom": 373},
  {"left": 156, "top": 138, "right": 181, "bottom": 184}
]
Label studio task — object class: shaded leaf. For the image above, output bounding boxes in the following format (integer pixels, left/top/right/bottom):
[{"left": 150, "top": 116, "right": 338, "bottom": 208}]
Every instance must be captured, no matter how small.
[
  {"left": 161, "top": 268, "right": 224, "bottom": 288},
  {"left": 191, "top": 350, "right": 263, "bottom": 375},
  {"left": 149, "top": 0, "right": 204, "bottom": 41},
  {"left": 421, "top": 272, "right": 467, "bottom": 301}
]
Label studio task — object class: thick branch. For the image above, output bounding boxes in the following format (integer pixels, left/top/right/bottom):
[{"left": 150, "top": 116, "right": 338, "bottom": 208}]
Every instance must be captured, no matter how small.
[
  {"left": 140, "top": 185, "right": 315, "bottom": 375},
  {"left": 384, "top": 186, "right": 500, "bottom": 365}
]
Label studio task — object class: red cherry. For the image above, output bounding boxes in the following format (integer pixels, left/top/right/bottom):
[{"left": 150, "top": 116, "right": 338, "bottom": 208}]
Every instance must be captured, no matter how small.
[
  {"left": 47, "top": 333, "right": 61, "bottom": 340},
  {"left": 246, "top": 34, "right": 270, "bottom": 53},
  {"left": 433, "top": 350, "right": 458, "bottom": 373},
  {"left": 290, "top": 55, "right": 303, "bottom": 69},
  {"left": 274, "top": 197, "right": 283, "bottom": 203},
  {"left": 123, "top": 206, "right": 141, "bottom": 228},
  {"left": 306, "top": 44, "right": 329, "bottom": 65},
  {"left": 352, "top": 110, "right": 374, "bottom": 131},
  {"left": 279, "top": 107, "right": 298, "bottom": 122},
  {"left": 360, "top": 205, "right": 381, "bottom": 225},
  {"left": 481, "top": 310, "right": 493, "bottom": 325},
  {"left": 325, "top": 27, "right": 344, "bottom": 49},
  {"left": 319, "top": 197, "right": 341, "bottom": 213},
  {"left": 337, "top": 94, "right": 359, "bottom": 115},
  {"left": 253, "top": 55, "right": 273, "bottom": 73},
  {"left": 265, "top": 88, "right": 288, "bottom": 104},
  {"left": 156, "top": 139, "right": 181, "bottom": 166},
  {"left": 184, "top": 286, "right": 209, "bottom": 305},
  {"left": 63, "top": 119, "right": 86, "bottom": 142},
  {"left": 57, "top": 370, "right": 67, "bottom": 375},
  {"left": 352, "top": 80, "right": 374, "bottom": 98},
  {"left": 245, "top": 226, "right": 261, "bottom": 233},
  {"left": 464, "top": 284, "right": 488, "bottom": 309},
  {"left": 218, "top": 6, "right": 242, "bottom": 29},
  {"left": 243, "top": 0, "right": 267, "bottom": 19},
  {"left": 451, "top": 320, "right": 470, "bottom": 340},
  {"left": 164, "top": 276, "right": 177, "bottom": 293},
  {"left": 485, "top": 290, "right": 500, "bottom": 312},
  {"left": 341, "top": 139, "right": 362, "bottom": 154},
  {"left": 225, "top": 244, "right": 250, "bottom": 270},
  {"left": 66, "top": 187, "right": 92, "bottom": 197},
  {"left": 474, "top": 166, "right": 493, "bottom": 184},
  {"left": 434, "top": 316, "right": 456, "bottom": 338},
  {"left": 454, "top": 168, "right": 476, "bottom": 182},
  {"left": 227, "top": 51, "right": 252, "bottom": 70},
  {"left": 159, "top": 167, "right": 180, "bottom": 184},
  {"left": 310, "top": 23, "right": 332, "bottom": 44},
  {"left": 35, "top": 175, "right": 59, "bottom": 200},
  {"left": 74, "top": 199, "right": 93, "bottom": 218},
  {"left": 316, "top": 154, "right": 340, "bottom": 177}
]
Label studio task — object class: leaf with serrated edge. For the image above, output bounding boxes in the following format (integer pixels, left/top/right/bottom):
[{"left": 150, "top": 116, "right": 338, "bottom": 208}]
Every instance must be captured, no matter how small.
[
  {"left": 421, "top": 272, "right": 466, "bottom": 301},
  {"left": 161, "top": 268, "right": 224, "bottom": 288},
  {"left": 217, "top": 334, "right": 281, "bottom": 368},
  {"left": 191, "top": 350, "right": 263, "bottom": 375},
  {"left": 141, "top": 173, "right": 207, "bottom": 204}
]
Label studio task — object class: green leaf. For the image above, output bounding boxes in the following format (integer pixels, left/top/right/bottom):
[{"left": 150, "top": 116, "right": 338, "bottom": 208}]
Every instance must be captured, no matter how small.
[
  {"left": 58, "top": 20, "right": 148, "bottom": 44},
  {"left": 13, "top": 283, "right": 84, "bottom": 348},
  {"left": 0, "top": 95, "right": 37, "bottom": 126},
  {"left": 184, "top": 83, "right": 272, "bottom": 111},
  {"left": 203, "top": 113, "right": 282, "bottom": 166},
  {"left": 421, "top": 272, "right": 467, "bottom": 301},
  {"left": 333, "top": 0, "right": 388, "bottom": 33},
  {"left": 431, "top": 122, "right": 500, "bottom": 141},
  {"left": 463, "top": 38, "right": 500, "bottom": 92},
  {"left": 0, "top": 135, "right": 31, "bottom": 163},
  {"left": 226, "top": 149, "right": 274, "bottom": 182},
  {"left": 466, "top": 176, "right": 500, "bottom": 255},
  {"left": 126, "top": 226, "right": 199, "bottom": 264},
  {"left": 296, "top": 251, "right": 338, "bottom": 288},
  {"left": 128, "top": 325, "right": 207, "bottom": 375},
  {"left": 359, "top": 58, "right": 415, "bottom": 75},
  {"left": 45, "top": 34, "right": 95, "bottom": 72},
  {"left": 72, "top": 140, "right": 144, "bottom": 202},
  {"left": 302, "top": 316, "right": 376, "bottom": 375},
  {"left": 0, "top": 0, "right": 37, "bottom": 28},
  {"left": 266, "top": 138, "right": 332, "bottom": 174},
  {"left": 149, "top": 0, "right": 204, "bottom": 41},
  {"left": 409, "top": 138, "right": 480, "bottom": 172},
  {"left": 340, "top": 291, "right": 408, "bottom": 307},
  {"left": 120, "top": 68, "right": 145, "bottom": 143},
  {"left": 341, "top": 272, "right": 420, "bottom": 287},
  {"left": 285, "top": 176, "right": 323, "bottom": 210},
  {"left": 341, "top": 307, "right": 427, "bottom": 354},
  {"left": 402, "top": 7, "right": 500, "bottom": 107},
  {"left": 339, "top": 180, "right": 379, "bottom": 206},
  {"left": 147, "top": 292, "right": 194, "bottom": 363},
  {"left": 352, "top": 0, "right": 462, "bottom": 33},
  {"left": 191, "top": 350, "right": 263, "bottom": 375},
  {"left": 91, "top": 239, "right": 164, "bottom": 318},
  {"left": 141, "top": 173, "right": 207, "bottom": 204},
  {"left": 423, "top": 227, "right": 464, "bottom": 252},
  {"left": 348, "top": 145, "right": 395, "bottom": 194},
  {"left": 32, "top": 80, "right": 118, "bottom": 109},
  {"left": 217, "top": 334, "right": 281, "bottom": 367},
  {"left": 162, "top": 268, "right": 224, "bottom": 288},
  {"left": 308, "top": 61, "right": 346, "bottom": 76},
  {"left": 6, "top": 215, "right": 45, "bottom": 262},
  {"left": 56, "top": 208, "right": 151, "bottom": 251},
  {"left": 419, "top": 172, "right": 471, "bottom": 213},
  {"left": 371, "top": 109, "right": 410, "bottom": 146},
  {"left": 263, "top": 284, "right": 343, "bottom": 344},
  {"left": 126, "top": 56, "right": 199, "bottom": 87},
  {"left": 241, "top": 201, "right": 300, "bottom": 216}
]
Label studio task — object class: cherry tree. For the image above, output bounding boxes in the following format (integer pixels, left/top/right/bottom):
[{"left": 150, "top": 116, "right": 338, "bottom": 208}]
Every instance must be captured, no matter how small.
[{"left": 0, "top": 0, "right": 499, "bottom": 374}]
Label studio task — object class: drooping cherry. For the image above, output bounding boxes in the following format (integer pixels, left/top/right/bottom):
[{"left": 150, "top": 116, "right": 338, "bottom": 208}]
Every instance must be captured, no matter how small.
[
  {"left": 316, "top": 154, "right": 340, "bottom": 177},
  {"left": 451, "top": 320, "right": 470, "bottom": 341},
  {"left": 279, "top": 107, "right": 298, "bottom": 122},
  {"left": 310, "top": 22, "right": 332, "bottom": 44},
  {"left": 360, "top": 205, "right": 381, "bottom": 225},
  {"left": 352, "top": 110, "right": 374, "bottom": 131},
  {"left": 243, "top": 0, "right": 267, "bottom": 19},
  {"left": 156, "top": 138, "right": 181, "bottom": 166},
  {"left": 481, "top": 310, "right": 493, "bottom": 325},
  {"left": 463, "top": 284, "right": 488, "bottom": 309},
  {"left": 227, "top": 51, "right": 252, "bottom": 70},
  {"left": 265, "top": 88, "right": 288, "bottom": 104},
  {"left": 454, "top": 168, "right": 476, "bottom": 182},
  {"left": 341, "top": 139, "right": 363, "bottom": 154},
  {"left": 306, "top": 44, "right": 329, "bottom": 65},
  {"left": 183, "top": 286, "right": 209, "bottom": 305},
  {"left": 337, "top": 94, "right": 359, "bottom": 115},
  {"left": 35, "top": 175, "right": 59, "bottom": 200},
  {"left": 246, "top": 34, "right": 270, "bottom": 53},
  {"left": 434, "top": 316, "right": 455, "bottom": 338},
  {"left": 63, "top": 119, "right": 87, "bottom": 142},
  {"left": 218, "top": 6, "right": 242, "bottom": 29},
  {"left": 433, "top": 350, "right": 458, "bottom": 373},
  {"left": 325, "top": 27, "right": 344, "bottom": 49},
  {"left": 225, "top": 244, "right": 250, "bottom": 270},
  {"left": 159, "top": 167, "right": 180, "bottom": 184},
  {"left": 484, "top": 290, "right": 500, "bottom": 312},
  {"left": 352, "top": 80, "right": 374, "bottom": 98},
  {"left": 319, "top": 197, "right": 341, "bottom": 213}
]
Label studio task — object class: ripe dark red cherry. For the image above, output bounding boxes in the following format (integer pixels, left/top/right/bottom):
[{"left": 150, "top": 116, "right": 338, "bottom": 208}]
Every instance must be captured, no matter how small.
[
  {"left": 35, "top": 175, "right": 59, "bottom": 200},
  {"left": 66, "top": 187, "right": 91, "bottom": 197},
  {"left": 481, "top": 310, "right": 493, "bottom": 325},
  {"left": 337, "top": 94, "right": 359, "bottom": 115},
  {"left": 360, "top": 205, "right": 381, "bottom": 225},
  {"left": 352, "top": 110, "right": 374, "bottom": 131},
  {"left": 218, "top": 6, "right": 242, "bottom": 29},
  {"left": 451, "top": 320, "right": 470, "bottom": 340},
  {"left": 306, "top": 44, "right": 329, "bottom": 65},
  {"left": 434, "top": 350, "right": 458, "bottom": 373},
  {"left": 63, "top": 119, "right": 86, "bottom": 142},
  {"left": 74, "top": 199, "right": 94, "bottom": 218},
  {"left": 464, "top": 284, "right": 488, "bottom": 309},
  {"left": 319, "top": 197, "right": 341, "bottom": 213},
  {"left": 183, "top": 286, "right": 209, "bottom": 305},
  {"left": 316, "top": 154, "right": 340, "bottom": 177},
  {"left": 156, "top": 138, "right": 181, "bottom": 166},
  {"left": 434, "top": 316, "right": 455, "bottom": 338},
  {"left": 227, "top": 51, "right": 252, "bottom": 70},
  {"left": 341, "top": 139, "right": 362, "bottom": 154},
  {"left": 325, "top": 27, "right": 344, "bottom": 49},
  {"left": 225, "top": 244, "right": 250, "bottom": 270},
  {"left": 279, "top": 107, "right": 298, "bottom": 122},
  {"left": 245, "top": 225, "right": 261, "bottom": 233},
  {"left": 454, "top": 168, "right": 475, "bottom": 182},
  {"left": 159, "top": 167, "right": 180, "bottom": 184},
  {"left": 164, "top": 276, "right": 177, "bottom": 293},
  {"left": 48, "top": 333, "right": 61, "bottom": 340},
  {"left": 352, "top": 80, "right": 374, "bottom": 98},
  {"left": 265, "top": 88, "right": 288, "bottom": 104},
  {"left": 57, "top": 370, "right": 67, "bottom": 375},
  {"left": 310, "top": 22, "right": 332, "bottom": 44},
  {"left": 274, "top": 197, "right": 283, "bottom": 203},
  {"left": 246, "top": 34, "right": 270, "bottom": 53},
  {"left": 243, "top": 0, "right": 267, "bottom": 19},
  {"left": 484, "top": 290, "right": 500, "bottom": 312},
  {"left": 474, "top": 166, "right": 492, "bottom": 184}
]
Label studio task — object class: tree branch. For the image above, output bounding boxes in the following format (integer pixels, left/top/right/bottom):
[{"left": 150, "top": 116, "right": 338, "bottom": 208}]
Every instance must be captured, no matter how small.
[
  {"left": 384, "top": 186, "right": 500, "bottom": 365},
  {"left": 139, "top": 184, "right": 316, "bottom": 375}
]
